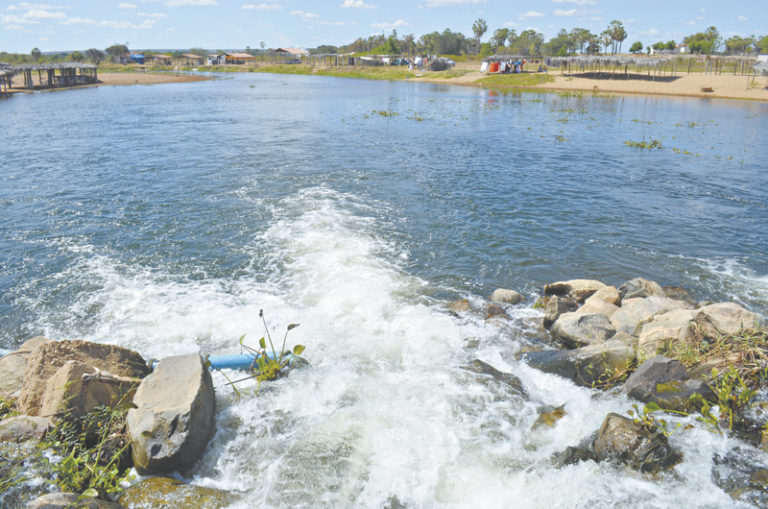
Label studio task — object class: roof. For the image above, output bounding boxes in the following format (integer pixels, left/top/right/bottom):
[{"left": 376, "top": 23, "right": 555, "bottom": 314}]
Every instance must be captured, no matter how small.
[
  {"left": 226, "top": 52, "right": 256, "bottom": 58},
  {"left": 275, "top": 47, "right": 308, "bottom": 55}
]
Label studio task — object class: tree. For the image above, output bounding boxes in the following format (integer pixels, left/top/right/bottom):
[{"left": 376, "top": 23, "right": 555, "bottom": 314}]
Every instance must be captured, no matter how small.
[
  {"left": 70, "top": 50, "right": 84, "bottom": 62},
  {"left": 629, "top": 41, "right": 643, "bottom": 54},
  {"left": 106, "top": 44, "right": 129, "bottom": 63},
  {"left": 608, "top": 20, "right": 627, "bottom": 53},
  {"left": 725, "top": 35, "right": 755, "bottom": 54},
  {"left": 31, "top": 47, "right": 41, "bottom": 62},
  {"left": 600, "top": 30, "right": 613, "bottom": 54},
  {"left": 506, "top": 29, "right": 518, "bottom": 48},
  {"left": 85, "top": 48, "right": 105, "bottom": 64},
  {"left": 586, "top": 36, "right": 601, "bottom": 55},
  {"left": 684, "top": 26, "right": 722, "bottom": 54},
  {"left": 490, "top": 28, "right": 509, "bottom": 52},
  {"left": 569, "top": 28, "right": 593, "bottom": 54},
  {"left": 758, "top": 35, "right": 768, "bottom": 54},
  {"left": 472, "top": 18, "right": 487, "bottom": 55}
]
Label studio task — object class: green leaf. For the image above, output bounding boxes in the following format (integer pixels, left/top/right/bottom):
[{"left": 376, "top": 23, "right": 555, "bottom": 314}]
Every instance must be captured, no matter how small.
[
  {"left": 79, "top": 488, "right": 99, "bottom": 499},
  {"left": 259, "top": 337, "right": 266, "bottom": 349},
  {"left": 287, "top": 323, "right": 300, "bottom": 331},
  {"left": 644, "top": 401, "right": 661, "bottom": 413},
  {"left": 293, "top": 345, "right": 305, "bottom": 356},
  {"left": 238, "top": 334, "right": 246, "bottom": 346}
]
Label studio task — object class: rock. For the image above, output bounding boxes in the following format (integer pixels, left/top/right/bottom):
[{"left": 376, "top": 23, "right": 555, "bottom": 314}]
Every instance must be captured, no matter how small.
[
  {"left": 36, "top": 360, "right": 140, "bottom": 419},
  {"left": 618, "top": 277, "right": 665, "bottom": 300},
  {"left": 694, "top": 302, "right": 762, "bottom": 340},
  {"left": 118, "top": 477, "right": 232, "bottom": 509},
  {"left": 550, "top": 312, "right": 616, "bottom": 348},
  {"left": 486, "top": 303, "right": 510, "bottom": 320},
  {"left": 578, "top": 295, "right": 619, "bottom": 318},
  {"left": 544, "top": 279, "right": 607, "bottom": 303},
  {"left": 0, "top": 336, "right": 53, "bottom": 400},
  {"left": 712, "top": 448, "right": 768, "bottom": 507},
  {"left": 551, "top": 432, "right": 598, "bottom": 467},
  {"left": 0, "top": 415, "right": 53, "bottom": 442},
  {"left": 461, "top": 359, "right": 527, "bottom": 398},
  {"left": 18, "top": 340, "right": 148, "bottom": 417},
  {"left": 662, "top": 286, "right": 698, "bottom": 308},
  {"left": 623, "top": 356, "right": 713, "bottom": 411},
  {"left": 636, "top": 309, "right": 697, "bottom": 358},
  {"left": 532, "top": 404, "right": 566, "bottom": 430},
  {"left": 610, "top": 296, "right": 693, "bottom": 336},
  {"left": 591, "top": 285, "right": 621, "bottom": 306},
  {"left": 26, "top": 493, "right": 126, "bottom": 509},
  {"left": 593, "top": 412, "right": 682, "bottom": 473},
  {"left": 127, "top": 353, "right": 215, "bottom": 475},
  {"left": 526, "top": 339, "right": 634, "bottom": 387},
  {"left": 490, "top": 288, "right": 525, "bottom": 305},
  {"left": 542, "top": 295, "right": 578, "bottom": 329},
  {"left": 447, "top": 299, "right": 470, "bottom": 313}
]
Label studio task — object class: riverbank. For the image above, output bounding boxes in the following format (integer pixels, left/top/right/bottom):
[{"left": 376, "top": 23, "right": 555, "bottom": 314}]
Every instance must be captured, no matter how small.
[{"left": 5, "top": 72, "right": 210, "bottom": 93}]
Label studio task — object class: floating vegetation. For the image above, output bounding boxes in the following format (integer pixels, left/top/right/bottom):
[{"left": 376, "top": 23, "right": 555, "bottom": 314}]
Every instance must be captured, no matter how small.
[
  {"left": 672, "top": 147, "right": 700, "bottom": 156},
  {"left": 407, "top": 115, "right": 425, "bottom": 122},
  {"left": 555, "top": 135, "right": 567, "bottom": 142},
  {"left": 557, "top": 117, "right": 569, "bottom": 123},
  {"left": 625, "top": 139, "right": 662, "bottom": 150},
  {"left": 371, "top": 109, "right": 398, "bottom": 118},
  {"left": 631, "top": 119, "right": 653, "bottom": 125}
]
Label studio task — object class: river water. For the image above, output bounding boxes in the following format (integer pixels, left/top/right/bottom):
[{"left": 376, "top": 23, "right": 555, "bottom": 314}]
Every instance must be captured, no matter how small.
[{"left": 1, "top": 73, "right": 768, "bottom": 507}]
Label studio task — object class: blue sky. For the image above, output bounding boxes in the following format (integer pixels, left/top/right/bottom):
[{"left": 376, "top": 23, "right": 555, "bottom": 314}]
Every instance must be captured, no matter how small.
[{"left": 1, "top": 1, "right": 765, "bottom": 53}]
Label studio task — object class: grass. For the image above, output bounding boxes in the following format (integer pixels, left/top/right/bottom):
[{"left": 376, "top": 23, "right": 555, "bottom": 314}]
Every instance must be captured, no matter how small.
[{"left": 476, "top": 73, "right": 555, "bottom": 88}]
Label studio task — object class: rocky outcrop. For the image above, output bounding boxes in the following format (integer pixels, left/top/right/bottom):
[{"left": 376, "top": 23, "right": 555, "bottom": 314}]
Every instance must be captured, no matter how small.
[
  {"left": 618, "top": 278, "right": 665, "bottom": 300},
  {"left": 550, "top": 312, "right": 616, "bottom": 348},
  {"left": 544, "top": 279, "right": 606, "bottom": 303},
  {"left": 26, "top": 493, "right": 126, "bottom": 509},
  {"left": 0, "top": 415, "right": 54, "bottom": 442},
  {"left": 127, "top": 353, "right": 215, "bottom": 475},
  {"left": 695, "top": 302, "right": 763, "bottom": 340},
  {"left": 490, "top": 288, "right": 525, "bottom": 305},
  {"left": 0, "top": 337, "right": 52, "bottom": 400},
  {"left": 118, "top": 477, "right": 232, "bottom": 509},
  {"left": 526, "top": 338, "right": 634, "bottom": 387},
  {"left": 593, "top": 412, "right": 682, "bottom": 472},
  {"left": 610, "top": 296, "right": 693, "bottom": 336},
  {"left": 578, "top": 293, "right": 620, "bottom": 318},
  {"left": 637, "top": 309, "right": 697, "bottom": 358},
  {"left": 623, "top": 356, "right": 713, "bottom": 411},
  {"left": 18, "top": 340, "right": 148, "bottom": 417}
]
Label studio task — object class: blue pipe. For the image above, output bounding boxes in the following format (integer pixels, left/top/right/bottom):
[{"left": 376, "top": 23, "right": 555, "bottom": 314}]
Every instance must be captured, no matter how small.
[{"left": 151, "top": 352, "right": 292, "bottom": 371}]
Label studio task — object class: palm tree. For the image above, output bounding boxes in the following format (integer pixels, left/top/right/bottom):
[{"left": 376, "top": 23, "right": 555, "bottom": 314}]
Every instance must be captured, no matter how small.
[
  {"left": 472, "top": 18, "right": 488, "bottom": 55},
  {"left": 31, "top": 47, "right": 41, "bottom": 62}
]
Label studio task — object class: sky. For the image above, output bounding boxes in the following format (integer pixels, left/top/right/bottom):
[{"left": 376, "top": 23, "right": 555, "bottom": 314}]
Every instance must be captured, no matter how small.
[{"left": 0, "top": 0, "right": 765, "bottom": 54}]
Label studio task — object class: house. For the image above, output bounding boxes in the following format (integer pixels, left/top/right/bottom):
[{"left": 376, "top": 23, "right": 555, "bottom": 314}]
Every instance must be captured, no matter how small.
[
  {"left": 120, "top": 53, "right": 145, "bottom": 65},
  {"left": 151, "top": 54, "right": 173, "bottom": 65},
  {"left": 275, "top": 47, "right": 309, "bottom": 57},
  {"left": 675, "top": 44, "right": 689, "bottom": 54},
  {"left": 223, "top": 52, "right": 257, "bottom": 65},
  {"left": 176, "top": 53, "right": 204, "bottom": 66},
  {"left": 207, "top": 54, "right": 224, "bottom": 65}
]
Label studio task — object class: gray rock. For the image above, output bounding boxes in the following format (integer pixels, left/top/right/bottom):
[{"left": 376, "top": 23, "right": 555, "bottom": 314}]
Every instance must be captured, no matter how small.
[
  {"left": 593, "top": 412, "right": 682, "bottom": 473},
  {"left": 542, "top": 295, "right": 578, "bottom": 329},
  {"left": 461, "top": 359, "right": 527, "bottom": 398},
  {"left": 490, "top": 288, "right": 525, "bottom": 305},
  {"left": 525, "top": 339, "right": 634, "bottom": 387},
  {"left": 551, "top": 431, "right": 598, "bottom": 467},
  {"left": 26, "top": 493, "right": 126, "bottom": 509},
  {"left": 486, "top": 303, "right": 510, "bottom": 320},
  {"left": 623, "top": 356, "right": 713, "bottom": 411},
  {"left": 618, "top": 277, "right": 665, "bottom": 300},
  {"left": 118, "top": 477, "right": 232, "bottom": 509},
  {"left": 127, "top": 353, "right": 215, "bottom": 475},
  {"left": 610, "top": 296, "right": 693, "bottom": 336},
  {"left": 694, "top": 302, "right": 762, "bottom": 340},
  {"left": 544, "top": 279, "right": 607, "bottom": 303},
  {"left": 0, "top": 415, "right": 53, "bottom": 442},
  {"left": 0, "top": 337, "right": 52, "bottom": 400},
  {"left": 550, "top": 312, "right": 616, "bottom": 348},
  {"left": 19, "top": 340, "right": 148, "bottom": 417}
]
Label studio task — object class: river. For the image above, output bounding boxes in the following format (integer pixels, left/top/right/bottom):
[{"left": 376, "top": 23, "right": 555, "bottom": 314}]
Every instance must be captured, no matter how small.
[{"left": 1, "top": 73, "right": 767, "bottom": 507}]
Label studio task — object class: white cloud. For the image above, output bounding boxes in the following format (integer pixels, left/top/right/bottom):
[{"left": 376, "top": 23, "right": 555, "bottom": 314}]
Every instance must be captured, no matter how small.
[
  {"left": 341, "top": 0, "right": 376, "bottom": 8},
  {"left": 554, "top": 9, "right": 576, "bottom": 16},
  {"left": 242, "top": 4, "right": 283, "bottom": 9},
  {"left": 138, "top": 11, "right": 166, "bottom": 17},
  {"left": 291, "top": 10, "right": 319, "bottom": 19},
  {"left": 422, "top": 0, "right": 483, "bottom": 7},
  {"left": 519, "top": 11, "right": 544, "bottom": 19},
  {"left": 687, "top": 20, "right": 695, "bottom": 25},
  {"left": 371, "top": 19, "right": 409, "bottom": 29},
  {"left": 60, "top": 16, "right": 97, "bottom": 25},
  {"left": 3, "top": 23, "right": 24, "bottom": 29},
  {"left": 7, "top": 3, "right": 67, "bottom": 10},
  {"left": 99, "top": 18, "right": 156, "bottom": 29},
  {"left": 164, "top": 0, "right": 217, "bottom": 5},
  {"left": 737, "top": 15, "right": 747, "bottom": 21},
  {"left": 24, "top": 8, "right": 66, "bottom": 20},
  {"left": 119, "top": 2, "right": 137, "bottom": 8},
  {"left": 1, "top": 14, "right": 37, "bottom": 24},
  {"left": 552, "top": 0, "right": 596, "bottom": 4}
]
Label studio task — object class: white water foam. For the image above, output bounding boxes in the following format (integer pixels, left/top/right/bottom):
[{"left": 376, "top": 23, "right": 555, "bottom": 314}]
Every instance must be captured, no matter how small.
[{"left": 28, "top": 187, "right": 764, "bottom": 507}]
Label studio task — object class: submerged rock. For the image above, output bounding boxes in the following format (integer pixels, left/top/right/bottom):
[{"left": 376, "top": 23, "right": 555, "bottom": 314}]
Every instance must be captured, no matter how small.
[
  {"left": 127, "top": 353, "right": 215, "bottom": 475},
  {"left": 118, "top": 477, "right": 232, "bottom": 509},
  {"left": 532, "top": 404, "right": 566, "bottom": 430},
  {"left": 461, "top": 359, "right": 527, "bottom": 398},
  {"left": 662, "top": 286, "right": 698, "bottom": 308},
  {"left": 544, "top": 279, "right": 606, "bottom": 303},
  {"left": 550, "top": 312, "right": 616, "bottom": 348},
  {"left": 712, "top": 448, "right": 768, "bottom": 507},
  {"left": 623, "top": 356, "right": 713, "bottom": 411},
  {"left": 490, "top": 288, "right": 525, "bottom": 305},
  {"left": 525, "top": 338, "right": 634, "bottom": 388}
]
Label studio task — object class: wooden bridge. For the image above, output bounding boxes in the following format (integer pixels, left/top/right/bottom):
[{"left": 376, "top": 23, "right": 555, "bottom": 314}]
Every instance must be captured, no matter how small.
[{"left": 0, "top": 62, "right": 98, "bottom": 92}]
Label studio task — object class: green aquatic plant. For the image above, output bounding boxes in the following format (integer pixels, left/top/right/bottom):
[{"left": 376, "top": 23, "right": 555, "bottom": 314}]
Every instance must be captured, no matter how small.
[
  {"left": 624, "top": 139, "right": 662, "bottom": 150},
  {"left": 372, "top": 109, "right": 398, "bottom": 118}
]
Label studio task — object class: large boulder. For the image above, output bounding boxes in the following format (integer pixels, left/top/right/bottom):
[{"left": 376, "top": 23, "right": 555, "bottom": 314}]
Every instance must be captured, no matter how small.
[
  {"left": 26, "top": 493, "right": 126, "bottom": 509},
  {"left": 542, "top": 295, "right": 578, "bottom": 329},
  {"left": 593, "top": 412, "right": 682, "bottom": 473},
  {"left": 610, "top": 296, "right": 693, "bottom": 336},
  {"left": 550, "top": 312, "right": 616, "bottom": 348},
  {"left": 544, "top": 279, "right": 606, "bottom": 303},
  {"left": 525, "top": 338, "right": 634, "bottom": 387},
  {"left": 623, "top": 356, "right": 713, "bottom": 411},
  {"left": 578, "top": 294, "right": 620, "bottom": 318},
  {"left": 694, "top": 302, "right": 762, "bottom": 340},
  {"left": 18, "top": 340, "right": 148, "bottom": 417},
  {"left": 618, "top": 278, "right": 665, "bottom": 300},
  {"left": 0, "top": 337, "right": 53, "bottom": 400},
  {"left": 637, "top": 309, "right": 697, "bottom": 358},
  {"left": 490, "top": 288, "right": 525, "bottom": 305},
  {"left": 127, "top": 353, "right": 215, "bottom": 475},
  {"left": 118, "top": 477, "right": 232, "bottom": 509},
  {"left": 0, "top": 415, "right": 54, "bottom": 442}
]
